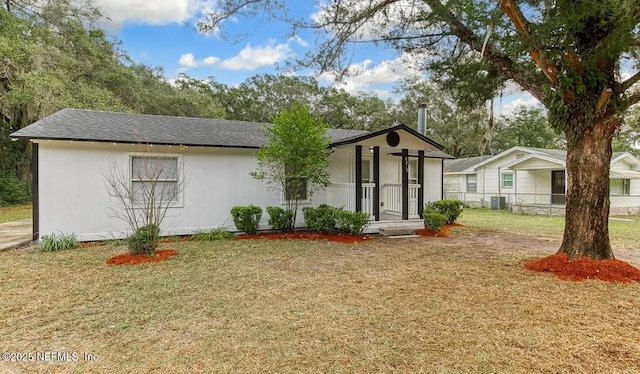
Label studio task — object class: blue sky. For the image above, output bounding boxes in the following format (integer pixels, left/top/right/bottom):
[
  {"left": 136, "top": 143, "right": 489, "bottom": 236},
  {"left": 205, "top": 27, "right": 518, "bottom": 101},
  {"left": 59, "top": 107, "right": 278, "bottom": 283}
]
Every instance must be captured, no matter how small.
[{"left": 96, "top": 0, "right": 538, "bottom": 114}]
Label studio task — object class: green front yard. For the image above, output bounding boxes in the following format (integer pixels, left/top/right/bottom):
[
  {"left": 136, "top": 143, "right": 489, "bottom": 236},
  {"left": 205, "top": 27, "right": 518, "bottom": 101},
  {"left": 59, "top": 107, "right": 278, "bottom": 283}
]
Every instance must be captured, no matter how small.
[
  {"left": 459, "top": 208, "right": 639, "bottom": 251},
  {"left": 0, "top": 204, "right": 31, "bottom": 224},
  {"left": 1, "top": 209, "right": 639, "bottom": 373}
]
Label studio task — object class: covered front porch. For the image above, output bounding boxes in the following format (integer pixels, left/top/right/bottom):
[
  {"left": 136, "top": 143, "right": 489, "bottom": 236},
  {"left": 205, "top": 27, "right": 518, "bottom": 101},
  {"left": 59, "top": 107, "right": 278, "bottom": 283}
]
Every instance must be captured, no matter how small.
[{"left": 321, "top": 125, "right": 453, "bottom": 222}]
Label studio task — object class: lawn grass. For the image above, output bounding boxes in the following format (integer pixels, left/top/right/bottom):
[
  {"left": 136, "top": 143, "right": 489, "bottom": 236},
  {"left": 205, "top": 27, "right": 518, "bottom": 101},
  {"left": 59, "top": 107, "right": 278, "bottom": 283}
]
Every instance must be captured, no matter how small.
[
  {"left": 0, "top": 203, "right": 31, "bottom": 223},
  {"left": 2, "top": 232, "right": 640, "bottom": 373},
  {"left": 459, "top": 208, "right": 640, "bottom": 250}
]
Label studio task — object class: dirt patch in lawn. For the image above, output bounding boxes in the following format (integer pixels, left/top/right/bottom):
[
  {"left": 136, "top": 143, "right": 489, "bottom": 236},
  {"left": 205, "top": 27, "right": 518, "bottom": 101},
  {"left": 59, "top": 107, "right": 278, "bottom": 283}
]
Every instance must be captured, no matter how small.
[
  {"left": 106, "top": 249, "right": 178, "bottom": 265},
  {"left": 415, "top": 223, "right": 462, "bottom": 237},
  {"left": 235, "top": 231, "right": 370, "bottom": 243},
  {"left": 524, "top": 253, "right": 640, "bottom": 283}
]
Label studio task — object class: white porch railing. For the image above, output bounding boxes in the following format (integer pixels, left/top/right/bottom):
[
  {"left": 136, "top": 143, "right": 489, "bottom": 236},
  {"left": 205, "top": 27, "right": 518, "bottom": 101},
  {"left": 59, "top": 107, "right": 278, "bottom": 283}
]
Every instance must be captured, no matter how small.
[
  {"left": 381, "top": 184, "right": 421, "bottom": 219},
  {"left": 328, "top": 183, "right": 375, "bottom": 219}
]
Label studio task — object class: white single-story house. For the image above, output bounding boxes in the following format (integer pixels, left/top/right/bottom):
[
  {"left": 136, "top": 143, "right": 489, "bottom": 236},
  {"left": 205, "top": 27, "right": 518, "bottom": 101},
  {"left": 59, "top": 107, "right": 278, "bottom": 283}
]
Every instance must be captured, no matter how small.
[
  {"left": 444, "top": 146, "right": 640, "bottom": 215},
  {"left": 11, "top": 108, "right": 453, "bottom": 241}
]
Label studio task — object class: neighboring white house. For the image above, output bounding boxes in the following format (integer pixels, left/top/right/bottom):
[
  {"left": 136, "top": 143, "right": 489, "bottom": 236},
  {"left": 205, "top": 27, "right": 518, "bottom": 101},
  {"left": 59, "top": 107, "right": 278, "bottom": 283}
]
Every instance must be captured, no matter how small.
[
  {"left": 11, "top": 108, "right": 453, "bottom": 241},
  {"left": 444, "top": 146, "right": 640, "bottom": 215}
]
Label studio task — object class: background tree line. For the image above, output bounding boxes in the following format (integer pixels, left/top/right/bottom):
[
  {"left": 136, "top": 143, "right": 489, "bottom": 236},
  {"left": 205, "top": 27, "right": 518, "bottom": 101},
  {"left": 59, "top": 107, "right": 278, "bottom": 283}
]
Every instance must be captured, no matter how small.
[{"left": 1, "top": 0, "right": 638, "bottom": 206}]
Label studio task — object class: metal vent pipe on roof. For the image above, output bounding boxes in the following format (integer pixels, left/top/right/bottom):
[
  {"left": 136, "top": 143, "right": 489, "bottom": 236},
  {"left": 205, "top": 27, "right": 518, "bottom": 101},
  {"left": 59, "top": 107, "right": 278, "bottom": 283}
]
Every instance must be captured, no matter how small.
[{"left": 417, "top": 103, "right": 427, "bottom": 136}]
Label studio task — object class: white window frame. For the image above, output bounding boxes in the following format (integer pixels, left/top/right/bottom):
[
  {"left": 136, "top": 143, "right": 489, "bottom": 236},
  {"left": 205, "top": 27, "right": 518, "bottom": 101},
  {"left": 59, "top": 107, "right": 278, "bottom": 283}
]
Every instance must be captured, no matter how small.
[
  {"left": 502, "top": 172, "right": 514, "bottom": 189},
  {"left": 408, "top": 159, "right": 418, "bottom": 185},
  {"left": 350, "top": 155, "right": 374, "bottom": 184},
  {"left": 130, "top": 154, "right": 183, "bottom": 207},
  {"left": 623, "top": 179, "right": 631, "bottom": 196},
  {"left": 281, "top": 162, "right": 311, "bottom": 204},
  {"left": 466, "top": 174, "right": 477, "bottom": 193},
  {"left": 397, "top": 158, "right": 418, "bottom": 185},
  {"left": 282, "top": 176, "right": 310, "bottom": 204}
]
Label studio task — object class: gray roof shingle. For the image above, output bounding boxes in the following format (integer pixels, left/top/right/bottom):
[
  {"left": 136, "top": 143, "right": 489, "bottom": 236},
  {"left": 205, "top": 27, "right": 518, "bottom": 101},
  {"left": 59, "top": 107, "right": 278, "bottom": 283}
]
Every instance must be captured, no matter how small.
[
  {"left": 444, "top": 155, "right": 492, "bottom": 173},
  {"left": 10, "top": 108, "right": 369, "bottom": 148},
  {"left": 444, "top": 147, "right": 630, "bottom": 173}
]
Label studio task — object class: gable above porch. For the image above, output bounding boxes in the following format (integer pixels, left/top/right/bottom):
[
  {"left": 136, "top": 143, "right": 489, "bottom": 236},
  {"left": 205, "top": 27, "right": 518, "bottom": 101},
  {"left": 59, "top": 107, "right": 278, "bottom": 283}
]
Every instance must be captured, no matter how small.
[{"left": 329, "top": 124, "right": 454, "bottom": 159}]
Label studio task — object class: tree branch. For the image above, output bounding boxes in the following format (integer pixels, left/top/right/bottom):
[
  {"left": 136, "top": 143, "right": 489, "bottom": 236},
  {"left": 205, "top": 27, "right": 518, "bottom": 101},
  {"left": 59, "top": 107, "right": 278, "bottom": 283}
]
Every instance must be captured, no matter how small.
[
  {"left": 422, "top": 0, "right": 546, "bottom": 102},
  {"left": 197, "top": 0, "right": 268, "bottom": 34},
  {"left": 596, "top": 88, "right": 613, "bottom": 115},
  {"left": 620, "top": 71, "right": 640, "bottom": 92},
  {"left": 499, "top": 0, "right": 558, "bottom": 85},
  {"left": 628, "top": 91, "right": 640, "bottom": 107}
]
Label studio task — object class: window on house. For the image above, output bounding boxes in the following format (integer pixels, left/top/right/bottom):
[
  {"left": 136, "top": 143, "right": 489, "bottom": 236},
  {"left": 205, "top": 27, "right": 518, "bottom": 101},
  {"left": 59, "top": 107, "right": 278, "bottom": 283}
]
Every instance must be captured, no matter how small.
[
  {"left": 515, "top": 152, "right": 525, "bottom": 159},
  {"left": 407, "top": 159, "right": 418, "bottom": 185},
  {"left": 131, "top": 156, "right": 179, "bottom": 204},
  {"left": 285, "top": 164, "right": 308, "bottom": 201},
  {"left": 285, "top": 177, "right": 308, "bottom": 201},
  {"left": 361, "top": 159, "right": 372, "bottom": 183},
  {"left": 611, "top": 179, "right": 631, "bottom": 196},
  {"left": 502, "top": 173, "right": 513, "bottom": 188},
  {"left": 624, "top": 179, "right": 631, "bottom": 195},
  {"left": 466, "top": 174, "right": 477, "bottom": 193}
]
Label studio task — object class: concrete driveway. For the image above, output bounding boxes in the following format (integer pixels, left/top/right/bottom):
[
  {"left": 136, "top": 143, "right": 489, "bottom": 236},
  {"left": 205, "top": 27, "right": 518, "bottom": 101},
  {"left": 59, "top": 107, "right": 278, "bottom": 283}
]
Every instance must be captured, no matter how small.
[{"left": 0, "top": 219, "right": 32, "bottom": 250}]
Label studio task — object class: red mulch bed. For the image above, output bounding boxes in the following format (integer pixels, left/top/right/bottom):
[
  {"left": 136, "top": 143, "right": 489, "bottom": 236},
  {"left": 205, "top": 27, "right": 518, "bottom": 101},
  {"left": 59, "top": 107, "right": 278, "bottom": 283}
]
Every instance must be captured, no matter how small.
[
  {"left": 524, "top": 253, "right": 640, "bottom": 283},
  {"left": 235, "top": 231, "right": 369, "bottom": 243},
  {"left": 106, "top": 249, "right": 178, "bottom": 265},
  {"left": 415, "top": 223, "right": 460, "bottom": 238}
]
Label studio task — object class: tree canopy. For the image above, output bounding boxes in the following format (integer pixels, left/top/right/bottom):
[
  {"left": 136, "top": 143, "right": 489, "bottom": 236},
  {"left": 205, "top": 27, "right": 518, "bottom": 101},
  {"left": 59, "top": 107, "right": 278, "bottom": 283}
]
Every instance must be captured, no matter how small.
[{"left": 253, "top": 103, "right": 332, "bottom": 224}]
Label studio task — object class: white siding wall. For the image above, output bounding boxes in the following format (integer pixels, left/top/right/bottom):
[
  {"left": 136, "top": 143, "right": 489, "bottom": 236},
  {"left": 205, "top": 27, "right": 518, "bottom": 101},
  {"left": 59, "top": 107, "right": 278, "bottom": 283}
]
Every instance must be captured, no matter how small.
[
  {"left": 37, "top": 141, "right": 448, "bottom": 240},
  {"left": 38, "top": 141, "right": 301, "bottom": 240},
  {"left": 423, "top": 158, "right": 443, "bottom": 203}
]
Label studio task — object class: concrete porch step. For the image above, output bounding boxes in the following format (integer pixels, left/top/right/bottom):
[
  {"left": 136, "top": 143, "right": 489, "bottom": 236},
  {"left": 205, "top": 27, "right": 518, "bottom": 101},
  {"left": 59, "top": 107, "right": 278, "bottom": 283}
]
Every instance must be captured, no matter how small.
[{"left": 379, "top": 227, "right": 417, "bottom": 236}]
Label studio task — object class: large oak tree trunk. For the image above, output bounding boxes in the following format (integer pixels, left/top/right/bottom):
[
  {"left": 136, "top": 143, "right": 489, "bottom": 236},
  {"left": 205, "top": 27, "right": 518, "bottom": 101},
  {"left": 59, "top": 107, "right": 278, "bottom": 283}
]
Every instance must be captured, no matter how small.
[{"left": 559, "top": 120, "right": 616, "bottom": 259}]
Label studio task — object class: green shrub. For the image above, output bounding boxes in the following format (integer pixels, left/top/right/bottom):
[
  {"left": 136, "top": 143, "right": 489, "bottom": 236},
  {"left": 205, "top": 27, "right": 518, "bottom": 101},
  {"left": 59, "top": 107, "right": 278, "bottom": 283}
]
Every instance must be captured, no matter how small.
[
  {"left": 230, "top": 205, "right": 262, "bottom": 234},
  {"left": 426, "top": 200, "right": 464, "bottom": 224},
  {"left": 423, "top": 212, "right": 447, "bottom": 232},
  {"left": 303, "top": 204, "right": 336, "bottom": 232},
  {"left": 266, "top": 206, "right": 294, "bottom": 231},
  {"left": 128, "top": 224, "right": 160, "bottom": 255},
  {"left": 0, "top": 171, "right": 30, "bottom": 206},
  {"left": 39, "top": 232, "right": 79, "bottom": 252},
  {"left": 335, "top": 209, "right": 369, "bottom": 235},
  {"left": 191, "top": 227, "right": 234, "bottom": 241}
]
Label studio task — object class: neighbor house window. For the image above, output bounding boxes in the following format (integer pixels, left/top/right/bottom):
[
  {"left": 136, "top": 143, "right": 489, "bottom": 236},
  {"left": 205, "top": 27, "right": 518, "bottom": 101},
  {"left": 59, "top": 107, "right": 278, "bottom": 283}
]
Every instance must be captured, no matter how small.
[
  {"left": 466, "top": 174, "right": 477, "bottom": 193},
  {"left": 131, "top": 156, "right": 179, "bottom": 204},
  {"left": 502, "top": 173, "right": 513, "bottom": 188},
  {"left": 624, "top": 179, "right": 631, "bottom": 195},
  {"left": 610, "top": 179, "right": 631, "bottom": 196}
]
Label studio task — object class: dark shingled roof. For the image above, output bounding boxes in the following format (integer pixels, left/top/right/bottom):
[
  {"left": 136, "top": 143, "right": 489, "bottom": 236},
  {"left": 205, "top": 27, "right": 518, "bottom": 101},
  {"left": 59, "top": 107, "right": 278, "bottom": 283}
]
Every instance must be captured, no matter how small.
[
  {"left": 444, "top": 155, "right": 492, "bottom": 173},
  {"left": 10, "top": 108, "right": 369, "bottom": 149}
]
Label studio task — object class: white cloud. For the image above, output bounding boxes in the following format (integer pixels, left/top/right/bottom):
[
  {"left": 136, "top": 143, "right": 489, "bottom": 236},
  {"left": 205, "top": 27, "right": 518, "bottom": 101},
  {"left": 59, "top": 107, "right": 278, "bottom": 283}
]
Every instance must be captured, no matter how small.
[
  {"left": 202, "top": 56, "right": 220, "bottom": 65},
  {"left": 289, "top": 35, "right": 309, "bottom": 48},
  {"left": 94, "top": 0, "right": 216, "bottom": 28},
  {"left": 320, "top": 53, "right": 421, "bottom": 95},
  {"left": 497, "top": 92, "right": 542, "bottom": 116},
  {"left": 219, "top": 40, "right": 293, "bottom": 71},
  {"left": 178, "top": 53, "right": 220, "bottom": 71},
  {"left": 312, "top": 0, "right": 430, "bottom": 41},
  {"left": 178, "top": 53, "right": 197, "bottom": 68}
]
